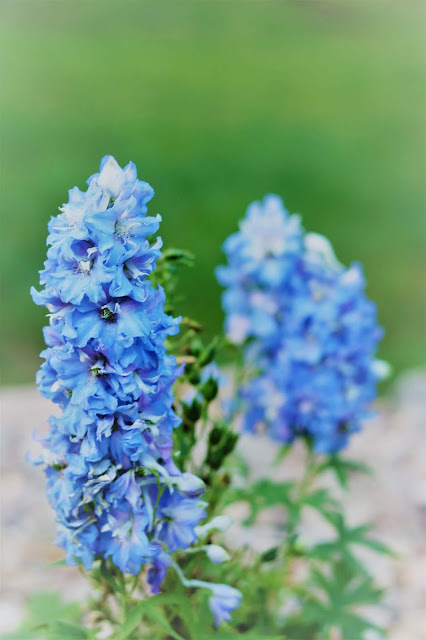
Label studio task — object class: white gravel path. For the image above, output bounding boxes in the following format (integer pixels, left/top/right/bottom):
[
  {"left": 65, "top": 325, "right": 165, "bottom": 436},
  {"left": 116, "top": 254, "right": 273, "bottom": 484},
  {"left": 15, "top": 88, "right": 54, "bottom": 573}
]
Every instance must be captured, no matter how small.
[{"left": 1, "top": 372, "right": 425, "bottom": 637}]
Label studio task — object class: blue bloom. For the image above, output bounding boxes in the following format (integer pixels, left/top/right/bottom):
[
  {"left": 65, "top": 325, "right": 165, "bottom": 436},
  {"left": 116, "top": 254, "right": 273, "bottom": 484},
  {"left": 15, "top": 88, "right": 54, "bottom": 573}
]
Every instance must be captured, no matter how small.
[
  {"left": 208, "top": 584, "right": 242, "bottom": 626},
  {"left": 100, "top": 505, "right": 158, "bottom": 575},
  {"left": 32, "top": 156, "right": 241, "bottom": 623},
  {"left": 32, "top": 157, "right": 205, "bottom": 575},
  {"left": 147, "top": 551, "right": 171, "bottom": 594},
  {"left": 37, "top": 157, "right": 161, "bottom": 308},
  {"left": 174, "top": 472, "right": 206, "bottom": 499},
  {"left": 217, "top": 195, "right": 386, "bottom": 453},
  {"left": 155, "top": 489, "right": 207, "bottom": 552},
  {"left": 56, "top": 520, "right": 99, "bottom": 571}
]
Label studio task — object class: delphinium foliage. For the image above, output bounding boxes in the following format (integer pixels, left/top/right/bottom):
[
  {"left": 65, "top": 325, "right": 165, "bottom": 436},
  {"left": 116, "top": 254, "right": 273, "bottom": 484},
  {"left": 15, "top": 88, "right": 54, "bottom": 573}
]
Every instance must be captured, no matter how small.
[{"left": 15, "top": 163, "right": 393, "bottom": 640}]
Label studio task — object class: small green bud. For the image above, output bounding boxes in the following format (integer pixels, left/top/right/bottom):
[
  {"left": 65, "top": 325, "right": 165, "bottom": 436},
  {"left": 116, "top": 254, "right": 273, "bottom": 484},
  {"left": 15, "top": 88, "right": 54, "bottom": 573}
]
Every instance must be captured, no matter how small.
[
  {"left": 183, "top": 421, "right": 195, "bottom": 434},
  {"left": 189, "top": 370, "right": 201, "bottom": 386},
  {"left": 223, "top": 432, "right": 239, "bottom": 455},
  {"left": 209, "top": 426, "right": 223, "bottom": 445},
  {"left": 182, "top": 318, "right": 203, "bottom": 333},
  {"left": 260, "top": 547, "right": 279, "bottom": 563},
  {"left": 162, "top": 248, "right": 194, "bottom": 264},
  {"left": 189, "top": 337, "right": 203, "bottom": 357},
  {"left": 200, "top": 377, "right": 218, "bottom": 402},
  {"left": 207, "top": 449, "right": 223, "bottom": 470},
  {"left": 292, "top": 537, "right": 306, "bottom": 556},
  {"left": 183, "top": 399, "right": 202, "bottom": 423},
  {"left": 198, "top": 337, "right": 220, "bottom": 367},
  {"left": 51, "top": 463, "right": 65, "bottom": 472}
]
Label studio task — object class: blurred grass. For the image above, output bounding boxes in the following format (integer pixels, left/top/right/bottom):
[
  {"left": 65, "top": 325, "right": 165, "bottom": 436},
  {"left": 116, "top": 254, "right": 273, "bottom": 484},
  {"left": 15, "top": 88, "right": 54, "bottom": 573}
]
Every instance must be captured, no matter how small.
[{"left": 0, "top": 0, "right": 425, "bottom": 384}]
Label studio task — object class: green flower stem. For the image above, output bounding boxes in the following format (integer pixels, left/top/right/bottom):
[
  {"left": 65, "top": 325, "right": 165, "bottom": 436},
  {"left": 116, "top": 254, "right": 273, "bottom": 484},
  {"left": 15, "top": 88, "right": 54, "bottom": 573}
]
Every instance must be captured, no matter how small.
[
  {"left": 282, "top": 445, "right": 319, "bottom": 564},
  {"left": 298, "top": 446, "right": 318, "bottom": 503}
]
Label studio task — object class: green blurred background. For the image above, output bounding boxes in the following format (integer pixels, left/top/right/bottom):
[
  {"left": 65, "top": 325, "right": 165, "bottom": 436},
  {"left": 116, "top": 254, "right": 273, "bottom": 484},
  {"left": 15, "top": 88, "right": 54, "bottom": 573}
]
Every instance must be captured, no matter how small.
[{"left": 1, "top": 0, "right": 425, "bottom": 385}]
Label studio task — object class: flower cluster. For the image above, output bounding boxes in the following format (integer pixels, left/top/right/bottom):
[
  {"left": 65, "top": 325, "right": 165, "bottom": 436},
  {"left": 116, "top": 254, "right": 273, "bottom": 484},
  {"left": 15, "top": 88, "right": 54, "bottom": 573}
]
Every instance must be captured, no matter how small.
[
  {"left": 31, "top": 156, "right": 240, "bottom": 623},
  {"left": 217, "top": 195, "right": 387, "bottom": 453}
]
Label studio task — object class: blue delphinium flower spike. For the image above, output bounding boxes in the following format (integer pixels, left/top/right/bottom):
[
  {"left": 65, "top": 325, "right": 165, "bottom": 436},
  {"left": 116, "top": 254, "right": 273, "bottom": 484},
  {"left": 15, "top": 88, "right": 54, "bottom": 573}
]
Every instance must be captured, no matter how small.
[
  {"left": 31, "top": 157, "right": 240, "bottom": 630},
  {"left": 217, "top": 195, "right": 387, "bottom": 453}
]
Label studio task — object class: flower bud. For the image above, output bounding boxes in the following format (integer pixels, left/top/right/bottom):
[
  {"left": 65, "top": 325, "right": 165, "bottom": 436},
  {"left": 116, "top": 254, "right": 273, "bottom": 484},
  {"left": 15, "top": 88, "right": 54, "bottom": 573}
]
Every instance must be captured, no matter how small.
[
  {"left": 195, "top": 515, "right": 233, "bottom": 537},
  {"left": 223, "top": 432, "right": 238, "bottom": 455},
  {"left": 200, "top": 377, "right": 218, "bottom": 402},
  {"left": 209, "top": 426, "right": 223, "bottom": 445},
  {"left": 372, "top": 358, "right": 392, "bottom": 380},
  {"left": 183, "top": 398, "right": 202, "bottom": 423},
  {"left": 198, "top": 337, "right": 219, "bottom": 366},
  {"left": 175, "top": 472, "right": 205, "bottom": 498},
  {"left": 207, "top": 449, "right": 223, "bottom": 470},
  {"left": 206, "top": 544, "right": 230, "bottom": 564},
  {"left": 260, "top": 546, "right": 278, "bottom": 562}
]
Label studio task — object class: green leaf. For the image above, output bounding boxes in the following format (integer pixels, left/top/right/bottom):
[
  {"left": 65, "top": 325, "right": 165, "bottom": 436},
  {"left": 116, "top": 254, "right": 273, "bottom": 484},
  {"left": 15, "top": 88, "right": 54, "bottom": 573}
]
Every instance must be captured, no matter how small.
[
  {"left": 309, "top": 541, "right": 336, "bottom": 561},
  {"left": 0, "top": 593, "right": 84, "bottom": 640},
  {"left": 198, "top": 336, "right": 220, "bottom": 367},
  {"left": 318, "top": 456, "right": 372, "bottom": 489},
  {"left": 116, "top": 596, "right": 187, "bottom": 640},
  {"left": 154, "top": 593, "right": 197, "bottom": 639},
  {"left": 161, "top": 248, "right": 195, "bottom": 265},
  {"left": 260, "top": 546, "right": 279, "bottom": 562},
  {"left": 334, "top": 611, "right": 384, "bottom": 637},
  {"left": 303, "top": 488, "right": 339, "bottom": 515},
  {"left": 273, "top": 443, "right": 291, "bottom": 465},
  {"left": 227, "top": 450, "right": 250, "bottom": 479},
  {"left": 344, "top": 576, "right": 384, "bottom": 606},
  {"left": 143, "top": 592, "right": 195, "bottom": 636},
  {"left": 191, "top": 591, "right": 212, "bottom": 639},
  {"left": 199, "top": 633, "right": 284, "bottom": 640},
  {"left": 356, "top": 536, "right": 395, "bottom": 556},
  {"left": 220, "top": 479, "right": 292, "bottom": 526},
  {"left": 142, "top": 605, "right": 186, "bottom": 640},
  {"left": 0, "top": 632, "right": 42, "bottom": 640},
  {"left": 25, "top": 593, "right": 82, "bottom": 630},
  {"left": 303, "top": 561, "right": 386, "bottom": 638},
  {"left": 115, "top": 603, "right": 146, "bottom": 640},
  {"left": 98, "top": 561, "right": 126, "bottom": 595},
  {"left": 45, "top": 559, "right": 67, "bottom": 568},
  {"left": 345, "top": 524, "right": 395, "bottom": 556},
  {"left": 47, "top": 621, "right": 90, "bottom": 640},
  {"left": 320, "top": 509, "right": 345, "bottom": 532},
  {"left": 142, "top": 594, "right": 188, "bottom": 608},
  {"left": 340, "top": 459, "right": 372, "bottom": 475}
]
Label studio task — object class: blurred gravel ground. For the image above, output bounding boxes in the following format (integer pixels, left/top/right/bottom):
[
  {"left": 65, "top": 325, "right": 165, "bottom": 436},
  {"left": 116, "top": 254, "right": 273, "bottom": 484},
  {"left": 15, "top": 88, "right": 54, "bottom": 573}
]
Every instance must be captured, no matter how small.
[{"left": 1, "top": 372, "right": 425, "bottom": 638}]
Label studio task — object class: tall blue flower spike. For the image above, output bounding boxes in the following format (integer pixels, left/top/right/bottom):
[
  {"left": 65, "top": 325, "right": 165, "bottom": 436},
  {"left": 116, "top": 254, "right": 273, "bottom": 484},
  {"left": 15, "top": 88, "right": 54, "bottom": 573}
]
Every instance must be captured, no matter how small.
[
  {"left": 32, "top": 156, "right": 241, "bottom": 624},
  {"left": 217, "top": 195, "right": 388, "bottom": 453}
]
